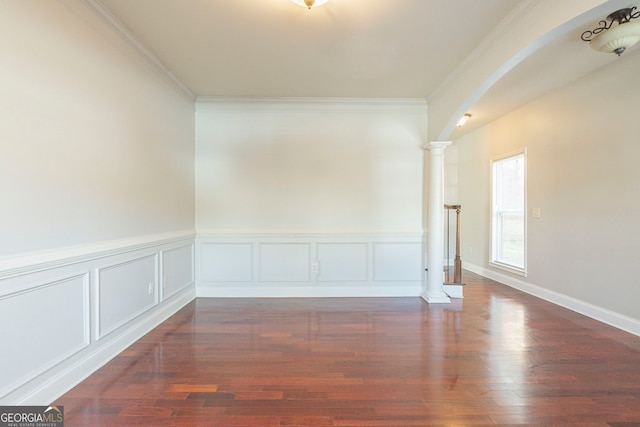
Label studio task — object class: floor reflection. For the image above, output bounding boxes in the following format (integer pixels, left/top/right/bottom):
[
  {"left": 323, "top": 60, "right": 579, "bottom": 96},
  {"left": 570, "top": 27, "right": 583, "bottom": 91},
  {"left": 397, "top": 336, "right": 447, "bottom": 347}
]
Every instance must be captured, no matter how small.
[
  {"left": 488, "top": 294, "right": 529, "bottom": 420},
  {"left": 59, "top": 276, "right": 640, "bottom": 425}
]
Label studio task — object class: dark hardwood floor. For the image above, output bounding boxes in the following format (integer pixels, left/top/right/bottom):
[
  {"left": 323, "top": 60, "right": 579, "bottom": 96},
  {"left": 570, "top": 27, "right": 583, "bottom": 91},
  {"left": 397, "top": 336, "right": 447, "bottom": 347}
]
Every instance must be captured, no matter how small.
[{"left": 57, "top": 271, "right": 640, "bottom": 426}]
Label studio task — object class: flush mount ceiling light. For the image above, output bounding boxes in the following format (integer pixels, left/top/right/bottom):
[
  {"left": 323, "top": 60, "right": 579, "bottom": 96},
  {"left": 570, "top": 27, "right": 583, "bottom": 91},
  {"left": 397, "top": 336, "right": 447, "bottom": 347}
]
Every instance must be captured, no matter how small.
[
  {"left": 290, "top": 0, "right": 329, "bottom": 9},
  {"left": 456, "top": 113, "right": 472, "bottom": 127},
  {"left": 581, "top": 7, "right": 640, "bottom": 56}
]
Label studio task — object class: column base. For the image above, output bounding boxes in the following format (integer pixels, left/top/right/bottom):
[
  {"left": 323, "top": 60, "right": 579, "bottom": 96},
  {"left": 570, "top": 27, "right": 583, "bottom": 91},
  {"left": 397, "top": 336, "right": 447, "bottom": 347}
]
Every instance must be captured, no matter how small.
[
  {"left": 443, "top": 283, "right": 465, "bottom": 298},
  {"left": 421, "top": 293, "right": 451, "bottom": 304}
]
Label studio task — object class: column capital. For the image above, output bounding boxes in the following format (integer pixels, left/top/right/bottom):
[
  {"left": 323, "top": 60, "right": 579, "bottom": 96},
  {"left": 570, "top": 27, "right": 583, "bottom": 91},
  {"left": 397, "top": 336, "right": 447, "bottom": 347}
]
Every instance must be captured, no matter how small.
[{"left": 422, "top": 141, "right": 452, "bottom": 151}]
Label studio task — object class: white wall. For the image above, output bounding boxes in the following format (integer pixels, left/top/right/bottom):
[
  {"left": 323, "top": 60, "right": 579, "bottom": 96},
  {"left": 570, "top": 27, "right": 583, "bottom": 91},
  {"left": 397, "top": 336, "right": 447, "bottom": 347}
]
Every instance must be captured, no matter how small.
[
  {"left": 196, "top": 98, "right": 424, "bottom": 233},
  {"left": 196, "top": 98, "right": 426, "bottom": 296},
  {"left": 0, "top": 0, "right": 196, "bottom": 404},
  {"left": 0, "top": 0, "right": 195, "bottom": 257},
  {"left": 452, "top": 48, "right": 640, "bottom": 333}
]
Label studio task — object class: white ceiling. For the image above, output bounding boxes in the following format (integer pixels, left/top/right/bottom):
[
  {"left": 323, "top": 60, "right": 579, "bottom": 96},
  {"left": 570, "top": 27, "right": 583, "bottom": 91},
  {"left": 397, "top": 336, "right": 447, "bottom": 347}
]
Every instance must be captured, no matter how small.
[
  {"left": 99, "top": 0, "right": 521, "bottom": 98},
  {"left": 98, "top": 0, "right": 633, "bottom": 134}
]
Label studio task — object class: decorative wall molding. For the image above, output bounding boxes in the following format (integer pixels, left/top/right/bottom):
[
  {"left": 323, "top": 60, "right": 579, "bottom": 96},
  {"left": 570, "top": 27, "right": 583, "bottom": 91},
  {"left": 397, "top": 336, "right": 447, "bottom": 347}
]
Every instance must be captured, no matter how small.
[
  {"left": 464, "top": 262, "right": 640, "bottom": 337},
  {"left": 197, "top": 229, "right": 424, "bottom": 238},
  {"left": 372, "top": 242, "right": 422, "bottom": 282},
  {"left": 196, "top": 232, "right": 423, "bottom": 297},
  {"left": 161, "top": 244, "right": 195, "bottom": 300},
  {"left": 95, "top": 255, "right": 159, "bottom": 340},
  {"left": 0, "top": 273, "right": 90, "bottom": 400},
  {"left": 0, "top": 230, "right": 195, "bottom": 280},
  {"left": 0, "top": 233, "right": 196, "bottom": 404},
  {"left": 316, "top": 243, "right": 368, "bottom": 283},
  {"left": 79, "top": 0, "right": 196, "bottom": 102},
  {"left": 195, "top": 97, "right": 428, "bottom": 114},
  {"left": 258, "top": 243, "right": 311, "bottom": 282},
  {"left": 16, "top": 287, "right": 194, "bottom": 405}
]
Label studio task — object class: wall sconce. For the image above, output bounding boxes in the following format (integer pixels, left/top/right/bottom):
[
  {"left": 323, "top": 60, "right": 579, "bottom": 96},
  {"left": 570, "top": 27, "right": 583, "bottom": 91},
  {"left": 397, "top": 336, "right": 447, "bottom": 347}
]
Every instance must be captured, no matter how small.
[
  {"left": 456, "top": 113, "right": 472, "bottom": 127},
  {"left": 581, "top": 7, "right": 640, "bottom": 56},
  {"left": 290, "top": 0, "right": 329, "bottom": 9}
]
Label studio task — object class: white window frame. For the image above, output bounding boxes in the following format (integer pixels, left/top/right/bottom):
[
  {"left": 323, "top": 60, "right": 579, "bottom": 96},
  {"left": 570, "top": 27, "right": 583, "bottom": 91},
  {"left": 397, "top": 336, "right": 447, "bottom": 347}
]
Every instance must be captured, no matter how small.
[{"left": 490, "top": 149, "right": 527, "bottom": 276}]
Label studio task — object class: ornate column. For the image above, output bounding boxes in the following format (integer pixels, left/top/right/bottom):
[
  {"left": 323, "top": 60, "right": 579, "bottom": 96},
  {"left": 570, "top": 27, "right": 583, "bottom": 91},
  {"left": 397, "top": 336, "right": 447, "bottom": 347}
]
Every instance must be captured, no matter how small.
[{"left": 423, "top": 141, "right": 451, "bottom": 303}]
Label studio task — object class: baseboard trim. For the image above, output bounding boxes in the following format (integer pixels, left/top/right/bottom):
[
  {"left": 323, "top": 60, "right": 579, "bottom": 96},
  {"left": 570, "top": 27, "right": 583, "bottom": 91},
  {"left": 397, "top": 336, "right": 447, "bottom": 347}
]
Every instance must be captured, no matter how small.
[
  {"left": 197, "top": 284, "right": 422, "bottom": 298},
  {"left": 464, "top": 262, "right": 640, "bottom": 337},
  {"left": 13, "top": 287, "right": 195, "bottom": 405}
]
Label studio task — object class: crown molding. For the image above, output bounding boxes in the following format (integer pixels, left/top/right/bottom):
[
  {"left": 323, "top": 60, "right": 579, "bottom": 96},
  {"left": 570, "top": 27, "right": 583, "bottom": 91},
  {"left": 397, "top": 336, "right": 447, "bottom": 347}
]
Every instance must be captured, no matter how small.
[
  {"left": 80, "top": 0, "right": 197, "bottom": 102},
  {"left": 196, "top": 97, "right": 428, "bottom": 114}
]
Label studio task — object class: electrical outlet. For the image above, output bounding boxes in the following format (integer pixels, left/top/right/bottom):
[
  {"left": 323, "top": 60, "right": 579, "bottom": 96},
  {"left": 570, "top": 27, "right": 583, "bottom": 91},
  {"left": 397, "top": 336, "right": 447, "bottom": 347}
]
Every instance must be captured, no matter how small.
[
  {"left": 311, "top": 262, "right": 319, "bottom": 274},
  {"left": 532, "top": 207, "right": 541, "bottom": 218},
  {"left": 148, "top": 282, "right": 154, "bottom": 295}
]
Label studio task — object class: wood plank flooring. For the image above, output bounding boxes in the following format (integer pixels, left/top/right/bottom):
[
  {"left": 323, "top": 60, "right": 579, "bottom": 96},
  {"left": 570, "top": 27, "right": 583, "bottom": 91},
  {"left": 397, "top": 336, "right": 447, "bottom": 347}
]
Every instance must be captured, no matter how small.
[{"left": 57, "top": 272, "right": 640, "bottom": 426}]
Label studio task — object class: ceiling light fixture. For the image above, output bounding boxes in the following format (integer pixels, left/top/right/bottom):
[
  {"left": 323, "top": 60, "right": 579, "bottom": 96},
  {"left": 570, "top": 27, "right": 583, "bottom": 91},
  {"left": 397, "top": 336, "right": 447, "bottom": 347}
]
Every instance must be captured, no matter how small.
[
  {"left": 457, "top": 113, "right": 472, "bottom": 127},
  {"left": 581, "top": 7, "right": 640, "bottom": 56},
  {"left": 290, "top": 0, "right": 329, "bottom": 9}
]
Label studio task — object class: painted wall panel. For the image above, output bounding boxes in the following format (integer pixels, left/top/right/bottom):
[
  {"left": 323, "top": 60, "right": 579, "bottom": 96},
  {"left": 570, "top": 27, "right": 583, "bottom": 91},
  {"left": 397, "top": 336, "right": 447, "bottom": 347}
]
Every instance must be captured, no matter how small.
[
  {"left": 0, "top": 234, "right": 195, "bottom": 405},
  {"left": 259, "top": 243, "right": 310, "bottom": 282},
  {"left": 195, "top": 99, "right": 424, "bottom": 234},
  {"left": 0, "top": 274, "right": 88, "bottom": 398},
  {"left": 196, "top": 234, "right": 423, "bottom": 296},
  {"left": 200, "top": 243, "right": 253, "bottom": 282},
  {"left": 316, "top": 243, "right": 368, "bottom": 282},
  {"left": 97, "top": 255, "right": 158, "bottom": 339},
  {"left": 162, "top": 244, "right": 194, "bottom": 299},
  {"left": 373, "top": 243, "right": 422, "bottom": 281}
]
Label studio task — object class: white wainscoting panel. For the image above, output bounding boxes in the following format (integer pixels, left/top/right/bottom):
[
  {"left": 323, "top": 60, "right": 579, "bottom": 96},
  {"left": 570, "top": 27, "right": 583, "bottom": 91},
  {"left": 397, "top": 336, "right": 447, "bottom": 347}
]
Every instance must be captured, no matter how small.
[
  {"left": 316, "top": 243, "right": 368, "bottom": 282},
  {"left": 162, "top": 244, "right": 194, "bottom": 300},
  {"left": 373, "top": 242, "right": 422, "bottom": 282},
  {"left": 0, "top": 274, "right": 89, "bottom": 400},
  {"left": 96, "top": 255, "right": 158, "bottom": 339},
  {"left": 200, "top": 243, "right": 253, "bottom": 282},
  {"left": 0, "top": 232, "right": 195, "bottom": 405},
  {"left": 196, "top": 233, "right": 423, "bottom": 297},
  {"left": 259, "top": 243, "right": 310, "bottom": 282}
]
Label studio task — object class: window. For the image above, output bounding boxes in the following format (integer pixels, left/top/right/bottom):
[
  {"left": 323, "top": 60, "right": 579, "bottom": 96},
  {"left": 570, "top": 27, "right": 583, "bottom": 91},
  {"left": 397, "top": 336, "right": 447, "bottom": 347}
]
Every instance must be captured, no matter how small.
[{"left": 491, "top": 151, "right": 526, "bottom": 274}]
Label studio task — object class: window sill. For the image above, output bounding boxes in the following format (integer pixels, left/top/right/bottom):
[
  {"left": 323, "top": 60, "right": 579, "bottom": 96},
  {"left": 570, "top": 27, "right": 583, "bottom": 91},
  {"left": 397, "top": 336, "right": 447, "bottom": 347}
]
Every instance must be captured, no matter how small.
[{"left": 489, "top": 261, "right": 527, "bottom": 277}]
